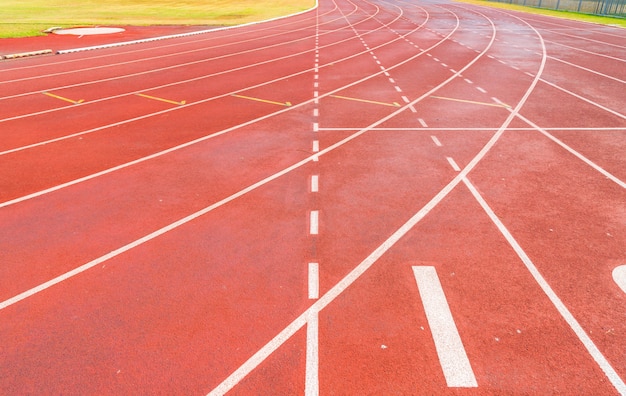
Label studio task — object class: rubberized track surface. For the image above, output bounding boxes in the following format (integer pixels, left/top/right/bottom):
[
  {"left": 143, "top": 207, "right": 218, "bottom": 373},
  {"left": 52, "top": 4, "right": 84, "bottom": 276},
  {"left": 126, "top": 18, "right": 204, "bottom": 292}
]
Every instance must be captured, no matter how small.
[{"left": 1, "top": 0, "right": 625, "bottom": 394}]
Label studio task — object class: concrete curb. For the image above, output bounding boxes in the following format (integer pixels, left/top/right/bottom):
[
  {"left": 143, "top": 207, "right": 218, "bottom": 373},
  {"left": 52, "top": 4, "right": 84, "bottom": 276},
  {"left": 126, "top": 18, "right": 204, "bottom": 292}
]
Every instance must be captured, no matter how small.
[{"left": 1, "top": 49, "right": 53, "bottom": 60}]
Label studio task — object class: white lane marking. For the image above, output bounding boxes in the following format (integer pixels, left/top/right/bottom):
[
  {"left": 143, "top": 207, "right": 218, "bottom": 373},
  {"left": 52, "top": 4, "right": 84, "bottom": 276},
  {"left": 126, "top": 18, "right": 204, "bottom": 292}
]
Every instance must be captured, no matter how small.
[
  {"left": 476, "top": 87, "right": 487, "bottom": 94},
  {"left": 446, "top": 157, "right": 461, "bottom": 172},
  {"left": 312, "top": 140, "right": 319, "bottom": 153},
  {"left": 313, "top": 122, "right": 319, "bottom": 132},
  {"left": 441, "top": 63, "right": 448, "bottom": 67},
  {"left": 409, "top": 105, "right": 417, "bottom": 113},
  {"left": 395, "top": 86, "right": 402, "bottom": 92},
  {"left": 418, "top": 118, "right": 428, "bottom": 128},
  {"left": 308, "top": 263, "right": 319, "bottom": 299},
  {"left": 389, "top": 77, "right": 395, "bottom": 83},
  {"left": 515, "top": 113, "right": 626, "bottom": 189},
  {"left": 402, "top": 96, "right": 410, "bottom": 103},
  {"left": 311, "top": 175, "right": 319, "bottom": 193},
  {"left": 464, "top": 78, "right": 473, "bottom": 84},
  {"left": 412, "top": 266, "right": 477, "bottom": 388},
  {"left": 431, "top": 135, "right": 442, "bottom": 147},
  {"left": 463, "top": 177, "right": 626, "bottom": 394},
  {"left": 613, "top": 265, "right": 626, "bottom": 294},
  {"left": 305, "top": 310, "right": 319, "bottom": 396},
  {"left": 313, "top": 108, "right": 319, "bottom": 117},
  {"left": 310, "top": 211, "right": 319, "bottom": 235}
]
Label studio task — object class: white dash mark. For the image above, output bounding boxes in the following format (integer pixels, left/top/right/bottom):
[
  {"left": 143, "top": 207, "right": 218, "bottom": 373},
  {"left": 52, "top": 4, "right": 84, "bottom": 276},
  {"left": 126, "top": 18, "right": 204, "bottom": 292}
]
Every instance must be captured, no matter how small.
[
  {"left": 464, "top": 78, "right": 473, "bottom": 84},
  {"left": 313, "top": 122, "right": 319, "bottom": 132},
  {"left": 431, "top": 135, "right": 442, "bottom": 147},
  {"left": 412, "top": 266, "right": 477, "bottom": 388},
  {"left": 409, "top": 105, "right": 417, "bottom": 113},
  {"left": 389, "top": 78, "right": 396, "bottom": 84},
  {"left": 305, "top": 310, "right": 319, "bottom": 396},
  {"left": 312, "top": 140, "right": 319, "bottom": 153},
  {"left": 308, "top": 263, "right": 319, "bottom": 299},
  {"left": 476, "top": 87, "right": 487, "bottom": 94},
  {"left": 313, "top": 108, "right": 319, "bottom": 117},
  {"left": 441, "top": 63, "right": 448, "bottom": 67},
  {"left": 446, "top": 157, "right": 461, "bottom": 171},
  {"left": 310, "top": 211, "right": 319, "bottom": 235},
  {"left": 418, "top": 118, "right": 428, "bottom": 128},
  {"left": 395, "top": 86, "right": 402, "bottom": 92},
  {"left": 311, "top": 175, "right": 319, "bottom": 192},
  {"left": 402, "top": 96, "right": 410, "bottom": 103}
]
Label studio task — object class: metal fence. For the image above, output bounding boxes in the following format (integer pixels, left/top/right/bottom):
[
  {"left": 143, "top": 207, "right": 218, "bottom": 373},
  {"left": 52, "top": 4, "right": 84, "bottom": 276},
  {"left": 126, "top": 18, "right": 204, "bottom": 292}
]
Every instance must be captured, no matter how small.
[{"left": 486, "top": 0, "right": 626, "bottom": 16}]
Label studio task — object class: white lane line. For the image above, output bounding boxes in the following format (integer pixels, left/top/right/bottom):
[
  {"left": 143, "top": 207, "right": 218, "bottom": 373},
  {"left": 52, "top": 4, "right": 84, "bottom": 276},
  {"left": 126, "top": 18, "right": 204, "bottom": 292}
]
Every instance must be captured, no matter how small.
[
  {"left": 308, "top": 263, "right": 319, "bottom": 299},
  {"left": 412, "top": 266, "right": 477, "bottom": 388},
  {"left": 312, "top": 140, "right": 319, "bottom": 153},
  {"left": 431, "top": 135, "right": 442, "bottom": 147},
  {"left": 305, "top": 310, "right": 319, "bottom": 396},
  {"left": 310, "top": 210, "right": 319, "bottom": 235},
  {"left": 476, "top": 87, "right": 487, "bottom": 94},
  {"left": 313, "top": 122, "right": 319, "bottom": 132},
  {"left": 446, "top": 157, "right": 461, "bottom": 172},
  {"left": 613, "top": 265, "right": 626, "bottom": 294},
  {"left": 515, "top": 113, "right": 626, "bottom": 189},
  {"left": 418, "top": 118, "right": 428, "bottom": 128},
  {"left": 311, "top": 175, "right": 319, "bottom": 193},
  {"left": 402, "top": 95, "right": 410, "bottom": 103},
  {"left": 462, "top": 177, "right": 626, "bottom": 394},
  {"left": 409, "top": 105, "right": 417, "bottom": 113},
  {"left": 313, "top": 108, "right": 319, "bottom": 117},
  {"left": 395, "top": 86, "right": 402, "bottom": 92},
  {"left": 464, "top": 78, "right": 473, "bottom": 84}
]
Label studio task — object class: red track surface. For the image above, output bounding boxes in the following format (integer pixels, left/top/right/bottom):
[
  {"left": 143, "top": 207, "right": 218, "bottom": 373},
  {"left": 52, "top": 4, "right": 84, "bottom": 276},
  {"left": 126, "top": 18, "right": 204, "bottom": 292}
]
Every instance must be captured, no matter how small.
[{"left": 1, "top": 0, "right": 625, "bottom": 394}]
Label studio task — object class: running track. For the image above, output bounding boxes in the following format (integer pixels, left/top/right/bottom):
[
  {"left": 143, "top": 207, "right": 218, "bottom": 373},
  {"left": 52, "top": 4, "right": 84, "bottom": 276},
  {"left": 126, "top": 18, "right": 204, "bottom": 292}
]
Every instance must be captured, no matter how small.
[{"left": 1, "top": 0, "right": 625, "bottom": 394}]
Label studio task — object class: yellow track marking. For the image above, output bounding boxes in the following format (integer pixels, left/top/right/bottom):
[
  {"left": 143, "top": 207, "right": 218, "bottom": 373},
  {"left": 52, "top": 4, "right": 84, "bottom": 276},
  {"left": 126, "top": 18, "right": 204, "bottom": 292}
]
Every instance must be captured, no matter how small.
[
  {"left": 42, "top": 92, "right": 84, "bottom": 105},
  {"left": 330, "top": 94, "right": 400, "bottom": 107},
  {"left": 232, "top": 94, "right": 291, "bottom": 107},
  {"left": 430, "top": 95, "right": 511, "bottom": 108},
  {"left": 136, "top": 93, "right": 186, "bottom": 106}
]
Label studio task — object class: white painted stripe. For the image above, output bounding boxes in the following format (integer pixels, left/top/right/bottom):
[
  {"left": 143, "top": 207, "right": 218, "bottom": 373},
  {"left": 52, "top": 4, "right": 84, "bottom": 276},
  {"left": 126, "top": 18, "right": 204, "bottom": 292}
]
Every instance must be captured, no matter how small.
[
  {"left": 412, "top": 266, "right": 477, "bottom": 388},
  {"left": 313, "top": 108, "right": 319, "bottom": 117},
  {"left": 613, "top": 265, "right": 626, "bottom": 294},
  {"left": 310, "top": 211, "right": 319, "bottom": 235},
  {"left": 446, "top": 157, "right": 461, "bottom": 171},
  {"left": 450, "top": 69, "right": 457, "bottom": 74},
  {"left": 389, "top": 78, "right": 395, "bottom": 83},
  {"left": 464, "top": 78, "right": 473, "bottom": 84},
  {"left": 441, "top": 63, "right": 448, "bottom": 67},
  {"left": 395, "top": 86, "right": 402, "bottom": 92},
  {"left": 409, "top": 105, "right": 417, "bottom": 113},
  {"left": 313, "top": 122, "right": 319, "bottom": 132},
  {"left": 308, "top": 263, "right": 319, "bottom": 299},
  {"left": 476, "top": 87, "right": 487, "bottom": 94},
  {"left": 431, "top": 135, "right": 442, "bottom": 147},
  {"left": 311, "top": 175, "right": 318, "bottom": 192},
  {"left": 305, "top": 310, "right": 319, "bottom": 396},
  {"left": 418, "top": 118, "right": 428, "bottom": 128},
  {"left": 312, "top": 140, "right": 319, "bottom": 152},
  {"left": 515, "top": 113, "right": 626, "bottom": 188},
  {"left": 463, "top": 178, "right": 626, "bottom": 394},
  {"left": 402, "top": 96, "right": 410, "bottom": 103},
  {"left": 314, "top": 82, "right": 319, "bottom": 88}
]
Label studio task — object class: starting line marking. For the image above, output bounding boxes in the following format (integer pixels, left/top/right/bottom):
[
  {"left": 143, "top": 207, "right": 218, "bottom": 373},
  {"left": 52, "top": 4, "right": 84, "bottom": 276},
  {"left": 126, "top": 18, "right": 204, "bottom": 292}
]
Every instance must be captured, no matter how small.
[
  {"left": 330, "top": 94, "right": 400, "bottom": 107},
  {"left": 42, "top": 92, "right": 84, "bottom": 105},
  {"left": 412, "top": 266, "right": 478, "bottom": 388},
  {"left": 232, "top": 94, "right": 291, "bottom": 107},
  {"left": 613, "top": 265, "right": 626, "bottom": 294},
  {"left": 136, "top": 93, "right": 186, "bottom": 106},
  {"left": 430, "top": 95, "right": 510, "bottom": 108}
]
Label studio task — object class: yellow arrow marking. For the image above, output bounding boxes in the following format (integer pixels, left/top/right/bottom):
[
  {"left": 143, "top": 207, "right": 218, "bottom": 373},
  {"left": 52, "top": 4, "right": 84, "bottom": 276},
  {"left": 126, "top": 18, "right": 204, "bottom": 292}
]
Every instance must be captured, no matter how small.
[
  {"left": 136, "top": 93, "right": 186, "bottom": 106},
  {"left": 330, "top": 95, "right": 400, "bottom": 107},
  {"left": 430, "top": 95, "right": 511, "bottom": 108},
  {"left": 43, "top": 92, "right": 84, "bottom": 105},
  {"left": 232, "top": 94, "right": 291, "bottom": 107}
]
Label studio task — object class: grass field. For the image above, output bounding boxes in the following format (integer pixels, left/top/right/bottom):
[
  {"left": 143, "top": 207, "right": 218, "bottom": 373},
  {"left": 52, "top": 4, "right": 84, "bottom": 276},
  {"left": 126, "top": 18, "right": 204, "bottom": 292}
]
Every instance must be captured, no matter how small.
[
  {"left": 0, "top": 0, "right": 315, "bottom": 38},
  {"left": 456, "top": 0, "right": 626, "bottom": 27},
  {"left": 1, "top": 0, "right": 623, "bottom": 38}
]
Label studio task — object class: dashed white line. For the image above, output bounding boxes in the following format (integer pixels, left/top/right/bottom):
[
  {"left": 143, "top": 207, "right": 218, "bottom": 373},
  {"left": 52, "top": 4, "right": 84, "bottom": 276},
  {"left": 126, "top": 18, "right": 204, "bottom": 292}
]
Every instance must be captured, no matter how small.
[
  {"left": 476, "top": 87, "right": 487, "bottom": 94},
  {"left": 312, "top": 140, "right": 319, "bottom": 152},
  {"left": 446, "top": 157, "right": 461, "bottom": 171},
  {"left": 418, "top": 118, "right": 428, "bottom": 128},
  {"left": 311, "top": 175, "right": 319, "bottom": 192},
  {"left": 431, "top": 135, "right": 442, "bottom": 147},
  {"left": 412, "top": 266, "right": 477, "bottom": 388},
  {"left": 308, "top": 262, "right": 319, "bottom": 300},
  {"left": 310, "top": 210, "right": 319, "bottom": 235}
]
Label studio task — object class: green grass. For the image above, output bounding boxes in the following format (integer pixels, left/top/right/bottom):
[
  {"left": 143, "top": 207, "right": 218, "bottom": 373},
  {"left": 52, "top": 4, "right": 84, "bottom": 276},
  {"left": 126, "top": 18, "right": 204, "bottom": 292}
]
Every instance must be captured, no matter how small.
[
  {"left": 454, "top": 0, "right": 626, "bottom": 27},
  {"left": 0, "top": 0, "right": 315, "bottom": 38}
]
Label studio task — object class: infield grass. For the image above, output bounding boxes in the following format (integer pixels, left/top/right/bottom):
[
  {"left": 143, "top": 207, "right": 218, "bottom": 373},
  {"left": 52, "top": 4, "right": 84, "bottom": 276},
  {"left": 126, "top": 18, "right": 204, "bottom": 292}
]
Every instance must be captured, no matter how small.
[
  {"left": 455, "top": 0, "right": 626, "bottom": 27},
  {"left": 0, "top": 0, "right": 315, "bottom": 38}
]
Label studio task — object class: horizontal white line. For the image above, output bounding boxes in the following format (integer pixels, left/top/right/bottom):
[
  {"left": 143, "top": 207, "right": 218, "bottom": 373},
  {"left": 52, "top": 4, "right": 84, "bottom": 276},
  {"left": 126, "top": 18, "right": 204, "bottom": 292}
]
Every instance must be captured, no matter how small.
[{"left": 317, "top": 127, "right": 626, "bottom": 131}]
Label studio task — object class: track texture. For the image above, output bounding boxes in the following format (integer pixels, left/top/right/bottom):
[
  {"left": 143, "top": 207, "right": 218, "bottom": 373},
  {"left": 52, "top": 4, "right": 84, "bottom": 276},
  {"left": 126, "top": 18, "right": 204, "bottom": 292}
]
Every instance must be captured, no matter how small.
[{"left": 0, "top": 0, "right": 625, "bottom": 394}]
